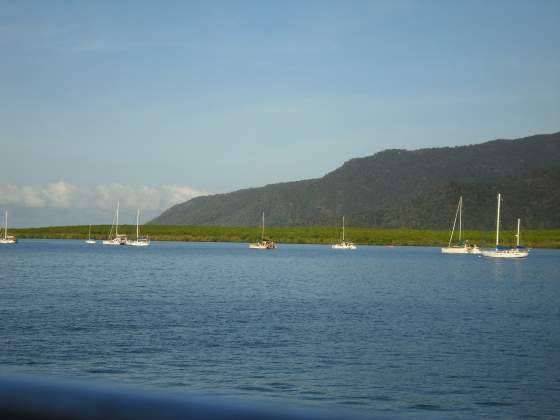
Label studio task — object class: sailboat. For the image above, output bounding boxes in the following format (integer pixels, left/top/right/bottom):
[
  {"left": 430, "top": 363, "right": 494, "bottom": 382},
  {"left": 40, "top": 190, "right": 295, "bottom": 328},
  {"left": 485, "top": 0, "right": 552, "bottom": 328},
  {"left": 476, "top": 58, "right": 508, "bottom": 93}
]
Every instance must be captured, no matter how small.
[
  {"left": 85, "top": 224, "right": 96, "bottom": 244},
  {"left": 0, "top": 210, "right": 17, "bottom": 244},
  {"left": 126, "top": 209, "right": 150, "bottom": 247},
  {"left": 249, "top": 212, "right": 276, "bottom": 249},
  {"left": 481, "top": 193, "right": 529, "bottom": 258},
  {"left": 441, "top": 196, "right": 480, "bottom": 254},
  {"left": 332, "top": 216, "right": 356, "bottom": 250},
  {"left": 102, "top": 201, "right": 127, "bottom": 245}
]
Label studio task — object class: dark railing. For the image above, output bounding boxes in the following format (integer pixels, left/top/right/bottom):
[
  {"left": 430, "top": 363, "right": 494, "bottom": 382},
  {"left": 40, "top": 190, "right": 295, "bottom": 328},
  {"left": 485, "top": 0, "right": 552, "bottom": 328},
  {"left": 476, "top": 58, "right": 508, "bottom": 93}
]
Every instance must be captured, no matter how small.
[{"left": 0, "top": 374, "right": 371, "bottom": 420}]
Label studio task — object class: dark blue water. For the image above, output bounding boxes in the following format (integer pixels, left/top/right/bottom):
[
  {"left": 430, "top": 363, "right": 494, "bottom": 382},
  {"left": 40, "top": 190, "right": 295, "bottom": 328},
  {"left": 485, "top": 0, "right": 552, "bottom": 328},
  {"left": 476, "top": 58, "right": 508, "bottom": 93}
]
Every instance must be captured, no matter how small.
[{"left": 1, "top": 240, "right": 559, "bottom": 418}]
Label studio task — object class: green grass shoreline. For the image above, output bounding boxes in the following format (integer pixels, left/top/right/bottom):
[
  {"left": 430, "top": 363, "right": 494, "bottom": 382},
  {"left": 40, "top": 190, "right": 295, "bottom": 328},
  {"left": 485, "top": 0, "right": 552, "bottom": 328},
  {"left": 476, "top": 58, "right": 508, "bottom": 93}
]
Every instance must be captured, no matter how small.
[{"left": 7, "top": 225, "right": 560, "bottom": 248}]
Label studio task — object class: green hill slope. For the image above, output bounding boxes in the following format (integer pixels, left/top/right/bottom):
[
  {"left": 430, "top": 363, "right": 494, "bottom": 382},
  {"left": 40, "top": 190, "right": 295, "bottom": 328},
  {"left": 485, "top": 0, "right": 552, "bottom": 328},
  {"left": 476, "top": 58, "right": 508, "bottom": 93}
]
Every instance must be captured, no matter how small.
[
  {"left": 350, "top": 168, "right": 560, "bottom": 229},
  {"left": 150, "top": 132, "right": 560, "bottom": 228}
]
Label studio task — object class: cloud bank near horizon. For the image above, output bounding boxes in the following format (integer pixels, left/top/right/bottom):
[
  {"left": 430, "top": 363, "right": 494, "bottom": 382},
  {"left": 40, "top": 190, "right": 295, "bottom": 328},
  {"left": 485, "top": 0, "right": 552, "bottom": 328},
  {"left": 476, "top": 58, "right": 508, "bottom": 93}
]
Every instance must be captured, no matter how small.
[{"left": 0, "top": 181, "right": 207, "bottom": 214}]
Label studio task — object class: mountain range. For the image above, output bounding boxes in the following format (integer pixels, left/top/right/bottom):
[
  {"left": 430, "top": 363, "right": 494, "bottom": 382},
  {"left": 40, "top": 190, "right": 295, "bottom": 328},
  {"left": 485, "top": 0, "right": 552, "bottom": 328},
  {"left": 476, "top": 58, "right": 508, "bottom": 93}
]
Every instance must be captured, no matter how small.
[{"left": 150, "top": 132, "right": 560, "bottom": 229}]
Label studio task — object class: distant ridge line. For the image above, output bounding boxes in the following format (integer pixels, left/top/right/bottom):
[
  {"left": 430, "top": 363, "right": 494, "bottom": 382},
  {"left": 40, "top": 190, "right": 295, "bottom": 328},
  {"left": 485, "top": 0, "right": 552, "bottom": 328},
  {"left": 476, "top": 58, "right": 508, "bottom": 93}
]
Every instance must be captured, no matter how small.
[{"left": 150, "top": 131, "right": 560, "bottom": 229}]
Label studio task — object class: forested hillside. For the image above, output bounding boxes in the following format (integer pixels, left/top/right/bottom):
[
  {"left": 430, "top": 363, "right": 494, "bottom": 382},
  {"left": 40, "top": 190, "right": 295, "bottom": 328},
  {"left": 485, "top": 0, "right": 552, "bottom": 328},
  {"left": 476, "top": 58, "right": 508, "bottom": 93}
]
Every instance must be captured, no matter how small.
[{"left": 150, "top": 132, "right": 560, "bottom": 229}]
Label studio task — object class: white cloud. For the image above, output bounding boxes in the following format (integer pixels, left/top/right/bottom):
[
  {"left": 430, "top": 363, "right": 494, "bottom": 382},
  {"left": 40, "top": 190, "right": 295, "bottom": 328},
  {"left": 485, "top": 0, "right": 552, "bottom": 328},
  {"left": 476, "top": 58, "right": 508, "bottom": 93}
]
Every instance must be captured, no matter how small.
[{"left": 0, "top": 181, "right": 207, "bottom": 213}]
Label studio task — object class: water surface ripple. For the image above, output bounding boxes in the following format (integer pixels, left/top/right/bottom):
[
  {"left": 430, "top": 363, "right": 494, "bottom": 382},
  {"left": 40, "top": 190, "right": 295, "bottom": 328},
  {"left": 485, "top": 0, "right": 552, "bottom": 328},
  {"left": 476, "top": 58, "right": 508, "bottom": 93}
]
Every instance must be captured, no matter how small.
[{"left": 1, "top": 240, "right": 559, "bottom": 418}]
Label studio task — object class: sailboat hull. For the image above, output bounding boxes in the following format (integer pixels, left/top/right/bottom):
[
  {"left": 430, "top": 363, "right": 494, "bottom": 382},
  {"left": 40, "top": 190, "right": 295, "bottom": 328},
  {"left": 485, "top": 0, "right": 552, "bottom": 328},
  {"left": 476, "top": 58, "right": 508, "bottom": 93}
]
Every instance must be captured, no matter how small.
[
  {"left": 332, "top": 243, "right": 356, "bottom": 250},
  {"left": 249, "top": 241, "right": 276, "bottom": 249},
  {"left": 441, "top": 245, "right": 481, "bottom": 254},
  {"left": 126, "top": 240, "right": 150, "bottom": 247},
  {"left": 481, "top": 249, "right": 529, "bottom": 258},
  {"left": 103, "top": 237, "right": 126, "bottom": 245}
]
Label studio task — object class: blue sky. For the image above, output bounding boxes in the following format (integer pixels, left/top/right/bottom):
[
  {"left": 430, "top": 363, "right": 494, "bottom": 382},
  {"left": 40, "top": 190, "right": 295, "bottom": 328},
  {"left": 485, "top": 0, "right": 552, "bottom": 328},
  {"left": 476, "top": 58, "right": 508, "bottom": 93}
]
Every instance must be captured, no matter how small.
[{"left": 1, "top": 0, "right": 559, "bottom": 226}]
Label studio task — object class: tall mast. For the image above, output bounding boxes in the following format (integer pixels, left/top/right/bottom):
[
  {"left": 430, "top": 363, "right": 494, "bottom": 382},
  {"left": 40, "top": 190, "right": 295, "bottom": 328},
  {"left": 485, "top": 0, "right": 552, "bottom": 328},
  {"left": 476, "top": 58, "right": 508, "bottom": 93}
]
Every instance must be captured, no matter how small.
[
  {"left": 448, "top": 198, "right": 461, "bottom": 247},
  {"left": 88, "top": 224, "right": 91, "bottom": 240},
  {"left": 516, "top": 218, "right": 521, "bottom": 247},
  {"left": 495, "top": 193, "right": 501, "bottom": 248},
  {"left": 342, "top": 216, "right": 345, "bottom": 242},
  {"left": 116, "top": 200, "right": 119, "bottom": 236},
  {"left": 261, "top": 212, "right": 265, "bottom": 241},
  {"left": 136, "top": 209, "right": 140, "bottom": 240},
  {"left": 4, "top": 210, "right": 7, "bottom": 240},
  {"left": 458, "top": 196, "right": 463, "bottom": 242}
]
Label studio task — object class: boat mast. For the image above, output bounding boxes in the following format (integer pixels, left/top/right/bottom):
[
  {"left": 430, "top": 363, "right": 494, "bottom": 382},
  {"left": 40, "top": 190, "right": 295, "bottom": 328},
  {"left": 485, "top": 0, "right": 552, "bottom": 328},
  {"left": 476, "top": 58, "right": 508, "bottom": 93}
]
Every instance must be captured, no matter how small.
[
  {"left": 261, "top": 212, "right": 265, "bottom": 241},
  {"left": 116, "top": 200, "right": 119, "bottom": 237},
  {"left": 516, "top": 218, "right": 521, "bottom": 247},
  {"left": 495, "top": 193, "right": 501, "bottom": 248},
  {"left": 136, "top": 209, "right": 140, "bottom": 240},
  {"left": 4, "top": 210, "right": 7, "bottom": 240},
  {"left": 458, "top": 196, "right": 463, "bottom": 242},
  {"left": 448, "top": 198, "right": 461, "bottom": 247},
  {"left": 88, "top": 224, "right": 91, "bottom": 240},
  {"left": 342, "top": 216, "right": 345, "bottom": 242}
]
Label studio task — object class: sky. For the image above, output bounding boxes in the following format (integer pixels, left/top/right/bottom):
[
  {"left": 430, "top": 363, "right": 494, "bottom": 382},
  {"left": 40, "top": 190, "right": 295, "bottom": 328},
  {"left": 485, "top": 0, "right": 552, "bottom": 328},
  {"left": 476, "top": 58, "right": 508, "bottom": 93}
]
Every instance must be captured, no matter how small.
[{"left": 1, "top": 0, "right": 559, "bottom": 226}]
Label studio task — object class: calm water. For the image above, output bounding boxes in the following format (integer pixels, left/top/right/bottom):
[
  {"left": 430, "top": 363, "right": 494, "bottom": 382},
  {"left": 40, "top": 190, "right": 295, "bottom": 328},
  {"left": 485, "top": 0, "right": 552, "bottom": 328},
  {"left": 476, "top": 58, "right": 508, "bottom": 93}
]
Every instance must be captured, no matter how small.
[{"left": 1, "top": 240, "right": 559, "bottom": 418}]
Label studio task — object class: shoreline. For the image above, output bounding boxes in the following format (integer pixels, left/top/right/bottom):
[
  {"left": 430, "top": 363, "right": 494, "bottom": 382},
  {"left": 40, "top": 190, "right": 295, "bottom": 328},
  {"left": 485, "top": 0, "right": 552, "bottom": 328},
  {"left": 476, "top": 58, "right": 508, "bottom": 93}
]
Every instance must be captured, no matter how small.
[
  {"left": 11, "top": 238, "right": 560, "bottom": 252},
  {"left": 7, "top": 225, "right": 560, "bottom": 249}
]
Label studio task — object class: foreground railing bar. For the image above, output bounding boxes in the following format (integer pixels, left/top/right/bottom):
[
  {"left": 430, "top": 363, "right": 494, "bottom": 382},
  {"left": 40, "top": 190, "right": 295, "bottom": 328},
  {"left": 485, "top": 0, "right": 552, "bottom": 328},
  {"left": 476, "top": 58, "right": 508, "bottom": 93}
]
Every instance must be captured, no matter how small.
[{"left": 0, "top": 374, "right": 375, "bottom": 420}]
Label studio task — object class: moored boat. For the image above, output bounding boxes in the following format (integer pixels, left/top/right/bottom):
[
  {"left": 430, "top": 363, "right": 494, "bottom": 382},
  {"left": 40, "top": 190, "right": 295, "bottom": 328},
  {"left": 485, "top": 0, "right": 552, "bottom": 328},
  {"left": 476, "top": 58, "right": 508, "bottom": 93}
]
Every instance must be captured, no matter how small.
[
  {"left": 103, "top": 201, "right": 127, "bottom": 245},
  {"left": 249, "top": 212, "right": 276, "bottom": 249},
  {"left": 85, "top": 224, "right": 96, "bottom": 244},
  {"left": 441, "top": 196, "right": 480, "bottom": 254},
  {"left": 481, "top": 194, "right": 529, "bottom": 258},
  {"left": 332, "top": 216, "right": 356, "bottom": 250},
  {"left": 0, "top": 210, "right": 17, "bottom": 244},
  {"left": 126, "top": 209, "right": 150, "bottom": 247}
]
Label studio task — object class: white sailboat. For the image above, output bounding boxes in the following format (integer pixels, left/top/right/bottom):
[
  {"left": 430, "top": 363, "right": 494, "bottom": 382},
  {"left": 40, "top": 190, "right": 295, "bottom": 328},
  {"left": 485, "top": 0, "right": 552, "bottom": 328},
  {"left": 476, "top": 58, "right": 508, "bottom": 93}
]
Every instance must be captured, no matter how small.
[
  {"left": 332, "top": 216, "right": 356, "bottom": 250},
  {"left": 441, "top": 196, "right": 480, "bottom": 254},
  {"left": 102, "top": 201, "right": 127, "bottom": 245},
  {"left": 0, "top": 210, "right": 17, "bottom": 244},
  {"left": 249, "top": 212, "right": 276, "bottom": 249},
  {"left": 481, "top": 193, "right": 529, "bottom": 258},
  {"left": 126, "top": 209, "right": 150, "bottom": 247},
  {"left": 85, "top": 225, "right": 96, "bottom": 244}
]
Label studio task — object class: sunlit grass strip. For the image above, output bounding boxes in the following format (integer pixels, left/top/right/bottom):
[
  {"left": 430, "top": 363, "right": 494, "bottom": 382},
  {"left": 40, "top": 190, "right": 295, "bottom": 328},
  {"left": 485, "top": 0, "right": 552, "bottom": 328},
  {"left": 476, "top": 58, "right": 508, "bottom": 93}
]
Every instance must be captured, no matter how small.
[{"left": 9, "top": 225, "right": 560, "bottom": 248}]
